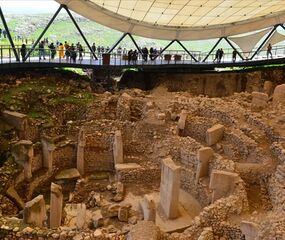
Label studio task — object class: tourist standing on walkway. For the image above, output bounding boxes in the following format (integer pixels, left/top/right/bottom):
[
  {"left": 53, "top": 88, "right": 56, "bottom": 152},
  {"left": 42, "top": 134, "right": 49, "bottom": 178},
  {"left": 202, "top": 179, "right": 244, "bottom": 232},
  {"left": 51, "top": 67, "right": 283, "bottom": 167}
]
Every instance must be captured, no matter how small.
[
  {"left": 78, "top": 43, "right": 84, "bottom": 61},
  {"left": 232, "top": 49, "right": 237, "bottom": 62},
  {"left": 70, "top": 44, "right": 77, "bottom": 63},
  {"left": 218, "top": 48, "right": 224, "bottom": 63},
  {"left": 213, "top": 49, "right": 220, "bottom": 63},
  {"left": 39, "top": 41, "right": 45, "bottom": 60},
  {"left": 267, "top": 43, "right": 273, "bottom": 59},
  {"left": 58, "top": 43, "right": 64, "bottom": 59},
  {"left": 91, "top": 43, "right": 96, "bottom": 59},
  {"left": 49, "top": 42, "right": 56, "bottom": 60},
  {"left": 20, "top": 44, "right": 26, "bottom": 62}
]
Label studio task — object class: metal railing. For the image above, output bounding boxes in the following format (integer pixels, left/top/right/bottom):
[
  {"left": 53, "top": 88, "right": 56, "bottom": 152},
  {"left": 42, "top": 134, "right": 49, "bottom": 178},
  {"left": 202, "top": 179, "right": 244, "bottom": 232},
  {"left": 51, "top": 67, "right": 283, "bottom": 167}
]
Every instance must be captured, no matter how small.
[{"left": 0, "top": 45, "right": 284, "bottom": 67}]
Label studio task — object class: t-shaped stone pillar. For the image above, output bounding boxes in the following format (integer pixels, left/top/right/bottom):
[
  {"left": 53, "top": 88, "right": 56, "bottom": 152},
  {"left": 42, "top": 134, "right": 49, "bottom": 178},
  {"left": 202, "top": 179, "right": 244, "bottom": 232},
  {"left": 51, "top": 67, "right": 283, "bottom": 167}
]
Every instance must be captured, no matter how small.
[
  {"left": 177, "top": 110, "right": 187, "bottom": 136},
  {"left": 50, "top": 183, "right": 63, "bottom": 229},
  {"left": 77, "top": 129, "right": 86, "bottom": 175},
  {"left": 196, "top": 147, "right": 214, "bottom": 183},
  {"left": 113, "top": 130, "right": 123, "bottom": 164},
  {"left": 240, "top": 221, "right": 260, "bottom": 240},
  {"left": 159, "top": 157, "right": 181, "bottom": 219},
  {"left": 11, "top": 140, "right": 33, "bottom": 180},
  {"left": 23, "top": 195, "right": 46, "bottom": 227},
  {"left": 41, "top": 136, "right": 56, "bottom": 173},
  {"left": 209, "top": 170, "right": 239, "bottom": 203}
]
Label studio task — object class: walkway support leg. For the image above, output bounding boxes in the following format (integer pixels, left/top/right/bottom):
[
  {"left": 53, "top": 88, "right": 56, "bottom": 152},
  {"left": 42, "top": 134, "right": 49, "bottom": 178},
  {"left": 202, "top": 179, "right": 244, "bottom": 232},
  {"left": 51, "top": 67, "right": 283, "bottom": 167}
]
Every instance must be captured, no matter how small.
[
  {"left": 176, "top": 40, "right": 198, "bottom": 62},
  {"left": 250, "top": 25, "right": 279, "bottom": 60},
  {"left": 108, "top": 33, "right": 127, "bottom": 54},
  {"left": 153, "top": 40, "right": 175, "bottom": 60},
  {"left": 127, "top": 33, "right": 142, "bottom": 55},
  {"left": 0, "top": 7, "right": 20, "bottom": 62},
  {"left": 63, "top": 6, "right": 98, "bottom": 60},
  {"left": 202, "top": 37, "right": 223, "bottom": 62},
  {"left": 224, "top": 37, "right": 244, "bottom": 61},
  {"left": 24, "top": 5, "right": 63, "bottom": 61}
]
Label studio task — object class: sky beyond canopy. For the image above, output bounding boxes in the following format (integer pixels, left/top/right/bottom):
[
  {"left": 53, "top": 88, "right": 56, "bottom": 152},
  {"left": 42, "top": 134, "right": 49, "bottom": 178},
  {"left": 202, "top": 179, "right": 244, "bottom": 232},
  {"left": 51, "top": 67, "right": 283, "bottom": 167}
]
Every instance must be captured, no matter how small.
[{"left": 0, "top": 0, "right": 59, "bottom": 14}]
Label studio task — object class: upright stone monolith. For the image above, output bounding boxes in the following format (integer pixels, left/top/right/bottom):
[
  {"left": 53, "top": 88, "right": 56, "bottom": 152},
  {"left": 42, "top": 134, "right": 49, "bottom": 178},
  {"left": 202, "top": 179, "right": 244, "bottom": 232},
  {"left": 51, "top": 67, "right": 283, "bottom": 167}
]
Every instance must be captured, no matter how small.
[
  {"left": 41, "top": 136, "right": 56, "bottom": 172},
  {"left": 196, "top": 147, "right": 214, "bottom": 183},
  {"left": 177, "top": 110, "right": 187, "bottom": 136},
  {"left": 50, "top": 183, "right": 63, "bottom": 229},
  {"left": 209, "top": 170, "right": 239, "bottom": 203},
  {"left": 11, "top": 140, "right": 33, "bottom": 180},
  {"left": 77, "top": 129, "right": 86, "bottom": 175},
  {"left": 23, "top": 195, "right": 46, "bottom": 227},
  {"left": 113, "top": 130, "right": 123, "bottom": 164},
  {"left": 140, "top": 194, "right": 156, "bottom": 222},
  {"left": 159, "top": 157, "right": 181, "bottom": 219}
]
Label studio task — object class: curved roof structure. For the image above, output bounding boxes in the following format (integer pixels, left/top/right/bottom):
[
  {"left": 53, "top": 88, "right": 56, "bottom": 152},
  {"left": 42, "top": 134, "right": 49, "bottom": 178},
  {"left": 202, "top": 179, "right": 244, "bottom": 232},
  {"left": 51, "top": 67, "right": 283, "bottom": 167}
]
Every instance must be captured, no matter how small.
[{"left": 56, "top": 0, "right": 285, "bottom": 40}]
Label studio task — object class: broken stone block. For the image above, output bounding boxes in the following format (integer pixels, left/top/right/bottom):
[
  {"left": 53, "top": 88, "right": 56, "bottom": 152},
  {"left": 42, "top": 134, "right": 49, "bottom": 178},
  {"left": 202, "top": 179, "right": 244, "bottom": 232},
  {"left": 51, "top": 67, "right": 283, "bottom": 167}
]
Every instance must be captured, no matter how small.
[
  {"left": 206, "top": 124, "right": 225, "bottom": 146},
  {"left": 251, "top": 91, "right": 268, "bottom": 110},
  {"left": 76, "top": 203, "right": 86, "bottom": 229},
  {"left": 6, "top": 187, "right": 25, "bottom": 209},
  {"left": 196, "top": 147, "right": 214, "bottom": 182},
  {"left": 177, "top": 110, "right": 187, "bottom": 136},
  {"left": 273, "top": 84, "right": 285, "bottom": 105},
  {"left": 113, "top": 130, "right": 123, "bottom": 164},
  {"left": 159, "top": 157, "right": 181, "bottom": 219},
  {"left": 50, "top": 183, "right": 63, "bottom": 229},
  {"left": 209, "top": 170, "right": 239, "bottom": 203},
  {"left": 127, "top": 221, "right": 160, "bottom": 240},
  {"left": 23, "top": 195, "right": 46, "bottom": 227},
  {"left": 11, "top": 140, "right": 33, "bottom": 180},
  {"left": 157, "top": 113, "right": 166, "bottom": 120},
  {"left": 2, "top": 110, "right": 28, "bottom": 139},
  {"left": 92, "top": 210, "right": 104, "bottom": 228},
  {"left": 77, "top": 129, "right": 86, "bottom": 175},
  {"left": 41, "top": 136, "right": 56, "bottom": 172},
  {"left": 140, "top": 194, "right": 156, "bottom": 222},
  {"left": 118, "top": 205, "right": 130, "bottom": 222},
  {"left": 108, "top": 204, "right": 120, "bottom": 217},
  {"left": 263, "top": 81, "right": 273, "bottom": 95},
  {"left": 240, "top": 221, "right": 260, "bottom": 240},
  {"left": 55, "top": 168, "right": 81, "bottom": 181},
  {"left": 113, "top": 182, "right": 124, "bottom": 202}
]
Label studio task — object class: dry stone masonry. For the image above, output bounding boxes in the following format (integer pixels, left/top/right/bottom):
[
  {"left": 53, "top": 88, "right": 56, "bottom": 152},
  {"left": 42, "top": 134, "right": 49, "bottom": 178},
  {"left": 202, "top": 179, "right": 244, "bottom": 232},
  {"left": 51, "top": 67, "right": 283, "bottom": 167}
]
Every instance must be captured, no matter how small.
[{"left": 1, "top": 72, "right": 285, "bottom": 239}]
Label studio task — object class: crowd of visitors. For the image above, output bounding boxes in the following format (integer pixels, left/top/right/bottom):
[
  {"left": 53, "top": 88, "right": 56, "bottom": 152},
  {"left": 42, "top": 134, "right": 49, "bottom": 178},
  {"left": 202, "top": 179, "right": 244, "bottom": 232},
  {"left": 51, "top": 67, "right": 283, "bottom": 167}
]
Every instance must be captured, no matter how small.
[{"left": 17, "top": 39, "right": 275, "bottom": 63}]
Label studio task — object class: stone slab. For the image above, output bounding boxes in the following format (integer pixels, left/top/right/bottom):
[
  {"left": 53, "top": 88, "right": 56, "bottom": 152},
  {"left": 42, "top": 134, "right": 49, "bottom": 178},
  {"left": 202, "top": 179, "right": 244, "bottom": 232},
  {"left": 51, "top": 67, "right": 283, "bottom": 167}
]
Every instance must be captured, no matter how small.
[
  {"left": 209, "top": 170, "right": 239, "bottom": 202},
  {"left": 240, "top": 221, "right": 259, "bottom": 240},
  {"left": 206, "top": 124, "right": 225, "bottom": 146},
  {"left": 115, "top": 163, "right": 142, "bottom": 171},
  {"left": 6, "top": 187, "right": 25, "bottom": 209},
  {"left": 55, "top": 168, "right": 81, "bottom": 180},
  {"left": 159, "top": 157, "right": 181, "bottom": 219},
  {"left": 2, "top": 110, "right": 27, "bottom": 131}
]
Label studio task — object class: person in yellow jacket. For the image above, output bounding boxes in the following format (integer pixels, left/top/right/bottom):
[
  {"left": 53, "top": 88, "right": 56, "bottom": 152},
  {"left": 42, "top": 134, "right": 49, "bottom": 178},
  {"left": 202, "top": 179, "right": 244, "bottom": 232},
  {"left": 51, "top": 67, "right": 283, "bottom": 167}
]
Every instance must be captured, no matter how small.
[{"left": 58, "top": 43, "right": 64, "bottom": 59}]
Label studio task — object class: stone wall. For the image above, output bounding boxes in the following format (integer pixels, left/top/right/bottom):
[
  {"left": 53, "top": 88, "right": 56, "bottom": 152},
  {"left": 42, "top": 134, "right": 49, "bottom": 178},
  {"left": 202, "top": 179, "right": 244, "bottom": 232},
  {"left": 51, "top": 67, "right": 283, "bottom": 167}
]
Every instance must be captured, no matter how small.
[
  {"left": 183, "top": 179, "right": 248, "bottom": 239},
  {"left": 116, "top": 167, "right": 160, "bottom": 184},
  {"left": 53, "top": 144, "right": 77, "bottom": 170}
]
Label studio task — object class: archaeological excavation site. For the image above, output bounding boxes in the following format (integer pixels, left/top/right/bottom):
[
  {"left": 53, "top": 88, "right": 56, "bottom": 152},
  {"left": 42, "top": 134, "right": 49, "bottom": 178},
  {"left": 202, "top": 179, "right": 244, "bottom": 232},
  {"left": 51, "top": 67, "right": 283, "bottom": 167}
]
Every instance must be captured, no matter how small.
[{"left": 0, "top": 68, "right": 285, "bottom": 240}]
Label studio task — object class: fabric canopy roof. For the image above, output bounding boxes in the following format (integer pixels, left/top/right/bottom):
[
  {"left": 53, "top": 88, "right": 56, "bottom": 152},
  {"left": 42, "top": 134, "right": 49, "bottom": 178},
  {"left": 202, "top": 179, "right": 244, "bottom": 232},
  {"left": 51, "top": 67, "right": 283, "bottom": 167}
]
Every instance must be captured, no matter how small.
[
  {"left": 229, "top": 28, "right": 271, "bottom": 56},
  {"left": 56, "top": 0, "right": 285, "bottom": 40}
]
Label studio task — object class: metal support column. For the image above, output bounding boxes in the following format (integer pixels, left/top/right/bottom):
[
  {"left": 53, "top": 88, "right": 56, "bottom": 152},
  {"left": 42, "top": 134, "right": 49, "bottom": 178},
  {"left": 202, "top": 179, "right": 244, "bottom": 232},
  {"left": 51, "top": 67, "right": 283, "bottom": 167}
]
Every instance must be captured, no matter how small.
[
  {"left": 108, "top": 33, "right": 128, "bottom": 53},
  {"left": 176, "top": 40, "right": 198, "bottom": 62},
  {"left": 0, "top": 7, "right": 20, "bottom": 61},
  {"left": 153, "top": 40, "right": 175, "bottom": 60},
  {"left": 24, "top": 5, "right": 63, "bottom": 61},
  {"left": 202, "top": 37, "right": 223, "bottom": 62},
  {"left": 224, "top": 37, "right": 244, "bottom": 61},
  {"left": 280, "top": 24, "right": 285, "bottom": 31},
  {"left": 63, "top": 5, "right": 98, "bottom": 60},
  {"left": 127, "top": 33, "right": 142, "bottom": 54},
  {"left": 250, "top": 25, "right": 279, "bottom": 60}
]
